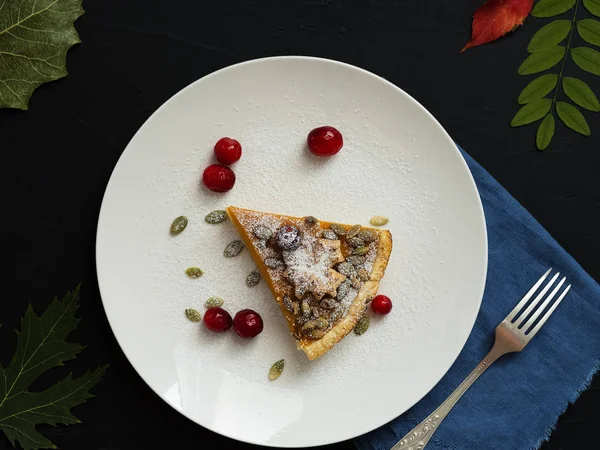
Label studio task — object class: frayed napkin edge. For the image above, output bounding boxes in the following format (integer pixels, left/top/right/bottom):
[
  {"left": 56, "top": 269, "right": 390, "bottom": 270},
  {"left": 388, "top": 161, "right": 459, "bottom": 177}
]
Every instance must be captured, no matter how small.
[{"left": 531, "top": 359, "right": 600, "bottom": 450}]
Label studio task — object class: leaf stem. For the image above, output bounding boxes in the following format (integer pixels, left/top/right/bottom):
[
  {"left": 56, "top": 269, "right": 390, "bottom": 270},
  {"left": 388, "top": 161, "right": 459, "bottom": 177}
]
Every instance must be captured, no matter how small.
[{"left": 551, "top": 0, "right": 581, "bottom": 109}]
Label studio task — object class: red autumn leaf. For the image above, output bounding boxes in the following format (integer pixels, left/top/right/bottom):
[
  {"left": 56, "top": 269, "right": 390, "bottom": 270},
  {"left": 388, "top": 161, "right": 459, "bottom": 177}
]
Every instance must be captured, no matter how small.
[{"left": 462, "top": 0, "right": 534, "bottom": 52}]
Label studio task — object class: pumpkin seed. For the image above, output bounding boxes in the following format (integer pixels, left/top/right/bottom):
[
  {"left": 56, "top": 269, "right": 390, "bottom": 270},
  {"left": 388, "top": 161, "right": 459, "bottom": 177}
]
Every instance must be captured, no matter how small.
[
  {"left": 185, "top": 308, "right": 202, "bottom": 322},
  {"left": 205, "top": 297, "right": 224, "bottom": 308},
  {"left": 224, "top": 240, "right": 244, "bottom": 257},
  {"left": 350, "top": 275, "right": 361, "bottom": 289},
  {"left": 295, "top": 284, "right": 308, "bottom": 298},
  {"left": 370, "top": 216, "right": 389, "bottom": 227},
  {"left": 304, "top": 216, "right": 318, "bottom": 225},
  {"left": 283, "top": 295, "right": 294, "bottom": 313},
  {"left": 347, "top": 224, "right": 362, "bottom": 239},
  {"left": 185, "top": 267, "right": 204, "bottom": 278},
  {"left": 301, "top": 320, "right": 318, "bottom": 334},
  {"left": 311, "top": 307, "right": 320, "bottom": 319},
  {"left": 170, "top": 216, "right": 188, "bottom": 235},
  {"left": 205, "top": 210, "right": 227, "bottom": 224},
  {"left": 357, "top": 268, "right": 370, "bottom": 281},
  {"left": 265, "top": 258, "right": 284, "bottom": 269},
  {"left": 246, "top": 270, "right": 261, "bottom": 287},
  {"left": 346, "top": 255, "right": 365, "bottom": 266},
  {"left": 315, "top": 316, "right": 329, "bottom": 330},
  {"left": 357, "top": 229, "right": 378, "bottom": 243},
  {"left": 337, "top": 279, "right": 351, "bottom": 299},
  {"left": 336, "top": 262, "right": 356, "bottom": 277},
  {"left": 322, "top": 229, "right": 338, "bottom": 240},
  {"left": 330, "top": 308, "right": 343, "bottom": 323},
  {"left": 353, "top": 246, "right": 370, "bottom": 255},
  {"left": 253, "top": 225, "right": 272, "bottom": 240},
  {"left": 347, "top": 237, "right": 365, "bottom": 248},
  {"left": 319, "top": 309, "right": 332, "bottom": 322},
  {"left": 329, "top": 223, "right": 347, "bottom": 236},
  {"left": 320, "top": 297, "right": 338, "bottom": 309},
  {"left": 301, "top": 300, "right": 311, "bottom": 316},
  {"left": 295, "top": 315, "right": 309, "bottom": 326},
  {"left": 354, "top": 315, "right": 370, "bottom": 335},
  {"left": 269, "top": 359, "right": 285, "bottom": 381},
  {"left": 307, "top": 329, "right": 326, "bottom": 340}
]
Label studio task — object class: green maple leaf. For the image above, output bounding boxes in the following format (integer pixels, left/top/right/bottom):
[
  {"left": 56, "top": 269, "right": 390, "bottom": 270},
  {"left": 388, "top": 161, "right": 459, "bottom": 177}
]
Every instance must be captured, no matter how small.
[
  {"left": 0, "top": 0, "right": 85, "bottom": 110},
  {"left": 0, "top": 286, "right": 107, "bottom": 450}
]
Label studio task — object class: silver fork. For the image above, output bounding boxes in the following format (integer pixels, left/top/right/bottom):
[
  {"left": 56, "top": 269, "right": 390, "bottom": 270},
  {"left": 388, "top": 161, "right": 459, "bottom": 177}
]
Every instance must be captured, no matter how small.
[{"left": 391, "top": 268, "right": 571, "bottom": 450}]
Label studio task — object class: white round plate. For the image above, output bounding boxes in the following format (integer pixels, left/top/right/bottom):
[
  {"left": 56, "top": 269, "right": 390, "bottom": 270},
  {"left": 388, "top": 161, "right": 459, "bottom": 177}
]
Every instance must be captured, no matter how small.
[{"left": 96, "top": 56, "right": 487, "bottom": 447}]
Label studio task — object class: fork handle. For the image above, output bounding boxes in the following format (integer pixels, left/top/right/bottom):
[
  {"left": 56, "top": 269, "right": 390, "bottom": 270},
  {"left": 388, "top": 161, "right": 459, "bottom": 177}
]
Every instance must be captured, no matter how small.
[{"left": 391, "top": 345, "right": 506, "bottom": 450}]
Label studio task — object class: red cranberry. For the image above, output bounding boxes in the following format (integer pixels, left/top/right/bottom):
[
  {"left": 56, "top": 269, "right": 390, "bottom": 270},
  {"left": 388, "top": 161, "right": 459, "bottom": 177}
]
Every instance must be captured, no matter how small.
[
  {"left": 233, "top": 309, "right": 264, "bottom": 339},
  {"left": 371, "top": 295, "right": 392, "bottom": 315},
  {"left": 307, "top": 126, "right": 343, "bottom": 157},
  {"left": 202, "top": 164, "right": 235, "bottom": 192},
  {"left": 204, "top": 307, "right": 233, "bottom": 332},
  {"left": 214, "top": 137, "right": 242, "bottom": 165}
]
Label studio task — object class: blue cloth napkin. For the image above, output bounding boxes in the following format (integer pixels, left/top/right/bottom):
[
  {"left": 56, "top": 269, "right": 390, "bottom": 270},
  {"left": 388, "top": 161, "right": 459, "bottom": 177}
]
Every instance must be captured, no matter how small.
[{"left": 355, "top": 146, "right": 600, "bottom": 450}]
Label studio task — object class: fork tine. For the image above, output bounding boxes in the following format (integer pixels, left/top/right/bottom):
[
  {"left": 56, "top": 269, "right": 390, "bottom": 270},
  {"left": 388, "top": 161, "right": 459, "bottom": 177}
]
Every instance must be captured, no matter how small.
[
  {"left": 516, "top": 272, "right": 560, "bottom": 328},
  {"left": 506, "top": 268, "right": 552, "bottom": 322},
  {"left": 526, "top": 284, "right": 571, "bottom": 339},
  {"left": 522, "top": 276, "right": 566, "bottom": 332}
]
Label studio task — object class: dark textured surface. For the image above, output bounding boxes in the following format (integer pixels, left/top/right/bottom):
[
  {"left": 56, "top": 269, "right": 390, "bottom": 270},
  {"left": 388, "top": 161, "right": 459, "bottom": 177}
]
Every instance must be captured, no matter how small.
[{"left": 0, "top": 1, "right": 598, "bottom": 449}]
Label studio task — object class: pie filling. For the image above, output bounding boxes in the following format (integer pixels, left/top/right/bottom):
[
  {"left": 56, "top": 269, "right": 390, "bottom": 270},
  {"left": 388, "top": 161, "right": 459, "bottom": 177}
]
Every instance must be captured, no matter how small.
[{"left": 227, "top": 207, "right": 386, "bottom": 345}]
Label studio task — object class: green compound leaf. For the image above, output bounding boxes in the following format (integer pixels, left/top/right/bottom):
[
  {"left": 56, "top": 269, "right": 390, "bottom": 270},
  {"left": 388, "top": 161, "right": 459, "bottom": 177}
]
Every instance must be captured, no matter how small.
[
  {"left": 563, "top": 76, "right": 600, "bottom": 111},
  {"left": 518, "top": 74, "right": 559, "bottom": 104},
  {"left": 519, "top": 46, "right": 566, "bottom": 74},
  {"left": 528, "top": 20, "right": 572, "bottom": 52},
  {"left": 532, "top": 0, "right": 577, "bottom": 18},
  {"left": 556, "top": 101, "right": 592, "bottom": 135},
  {"left": 571, "top": 46, "right": 600, "bottom": 75},
  {"left": 583, "top": 0, "right": 600, "bottom": 17},
  {"left": 511, "top": 98, "right": 553, "bottom": 126},
  {"left": 536, "top": 114, "right": 556, "bottom": 150},
  {"left": 576, "top": 19, "right": 600, "bottom": 47}
]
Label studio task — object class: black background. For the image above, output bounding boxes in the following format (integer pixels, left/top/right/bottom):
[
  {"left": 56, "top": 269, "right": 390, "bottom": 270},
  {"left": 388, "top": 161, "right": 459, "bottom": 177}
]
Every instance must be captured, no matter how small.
[{"left": 1, "top": 1, "right": 599, "bottom": 449}]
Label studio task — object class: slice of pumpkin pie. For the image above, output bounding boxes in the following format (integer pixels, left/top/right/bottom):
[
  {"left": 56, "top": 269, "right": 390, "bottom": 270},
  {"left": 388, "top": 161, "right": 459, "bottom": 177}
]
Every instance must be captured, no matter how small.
[{"left": 227, "top": 206, "right": 392, "bottom": 360}]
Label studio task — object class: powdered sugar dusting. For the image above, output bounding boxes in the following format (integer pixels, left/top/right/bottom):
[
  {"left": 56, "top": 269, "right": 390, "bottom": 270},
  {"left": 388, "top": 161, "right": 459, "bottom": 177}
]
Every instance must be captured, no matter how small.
[
  {"left": 97, "top": 58, "right": 487, "bottom": 447},
  {"left": 282, "top": 234, "right": 343, "bottom": 299},
  {"left": 141, "top": 91, "right": 444, "bottom": 387},
  {"left": 363, "top": 241, "right": 378, "bottom": 273},
  {"left": 339, "top": 287, "right": 359, "bottom": 314},
  {"left": 236, "top": 211, "right": 283, "bottom": 239},
  {"left": 230, "top": 207, "right": 374, "bottom": 332}
]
